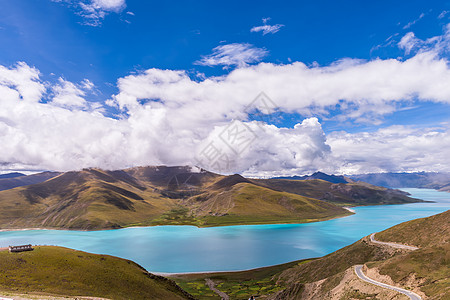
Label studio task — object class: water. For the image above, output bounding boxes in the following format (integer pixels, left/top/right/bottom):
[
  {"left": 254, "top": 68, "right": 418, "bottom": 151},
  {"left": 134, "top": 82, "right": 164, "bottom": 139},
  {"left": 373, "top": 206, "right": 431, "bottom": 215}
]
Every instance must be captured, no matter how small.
[{"left": 0, "top": 188, "right": 448, "bottom": 273}]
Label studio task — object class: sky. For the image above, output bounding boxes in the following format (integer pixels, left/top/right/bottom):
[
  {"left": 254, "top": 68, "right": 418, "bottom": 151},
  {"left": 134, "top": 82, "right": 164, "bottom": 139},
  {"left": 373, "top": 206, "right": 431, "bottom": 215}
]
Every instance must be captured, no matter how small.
[{"left": 0, "top": 0, "right": 449, "bottom": 176}]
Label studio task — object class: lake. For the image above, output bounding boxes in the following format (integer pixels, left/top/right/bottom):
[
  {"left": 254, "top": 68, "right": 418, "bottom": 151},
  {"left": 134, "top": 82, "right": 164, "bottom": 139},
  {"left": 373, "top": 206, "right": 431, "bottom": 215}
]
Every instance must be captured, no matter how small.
[{"left": 0, "top": 188, "right": 449, "bottom": 273}]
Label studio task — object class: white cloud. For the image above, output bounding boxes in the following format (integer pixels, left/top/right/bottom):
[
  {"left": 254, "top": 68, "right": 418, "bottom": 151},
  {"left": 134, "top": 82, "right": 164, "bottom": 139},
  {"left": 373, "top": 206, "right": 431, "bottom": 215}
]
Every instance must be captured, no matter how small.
[
  {"left": 403, "top": 12, "right": 425, "bottom": 29},
  {"left": 251, "top": 18, "right": 284, "bottom": 35},
  {"left": 53, "top": 0, "right": 127, "bottom": 26},
  {"left": 328, "top": 125, "right": 450, "bottom": 174},
  {"left": 0, "top": 62, "right": 45, "bottom": 102},
  {"left": 1, "top": 25, "right": 450, "bottom": 175},
  {"left": 398, "top": 24, "right": 450, "bottom": 55},
  {"left": 195, "top": 43, "right": 268, "bottom": 68},
  {"left": 438, "top": 10, "right": 448, "bottom": 19},
  {"left": 51, "top": 78, "right": 91, "bottom": 109}
]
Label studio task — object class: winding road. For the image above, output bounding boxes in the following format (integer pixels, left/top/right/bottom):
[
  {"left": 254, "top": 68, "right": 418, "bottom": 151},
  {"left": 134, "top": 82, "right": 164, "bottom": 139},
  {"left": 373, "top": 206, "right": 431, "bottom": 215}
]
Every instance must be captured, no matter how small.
[
  {"left": 353, "top": 232, "right": 422, "bottom": 300},
  {"left": 369, "top": 233, "right": 419, "bottom": 250},
  {"left": 354, "top": 265, "right": 422, "bottom": 300}
]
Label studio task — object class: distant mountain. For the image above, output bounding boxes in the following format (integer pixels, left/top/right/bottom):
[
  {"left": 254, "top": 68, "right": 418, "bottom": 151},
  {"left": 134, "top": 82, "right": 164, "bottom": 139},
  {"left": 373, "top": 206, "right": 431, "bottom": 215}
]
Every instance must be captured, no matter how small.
[
  {"left": 255, "top": 177, "right": 419, "bottom": 206},
  {"left": 0, "top": 171, "right": 61, "bottom": 191},
  {"left": 274, "top": 171, "right": 350, "bottom": 184},
  {"left": 0, "top": 172, "right": 25, "bottom": 179},
  {"left": 0, "top": 166, "right": 424, "bottom": 230},
  {"left": 349, "top": 172, "right": 450, "bottom": 191}
]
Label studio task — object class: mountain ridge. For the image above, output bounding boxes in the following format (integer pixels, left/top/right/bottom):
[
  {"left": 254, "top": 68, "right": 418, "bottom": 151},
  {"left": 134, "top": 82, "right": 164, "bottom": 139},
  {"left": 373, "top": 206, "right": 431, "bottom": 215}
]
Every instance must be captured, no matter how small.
[{"left": 0, "top": 166, "right": 424, "bottom": 230}]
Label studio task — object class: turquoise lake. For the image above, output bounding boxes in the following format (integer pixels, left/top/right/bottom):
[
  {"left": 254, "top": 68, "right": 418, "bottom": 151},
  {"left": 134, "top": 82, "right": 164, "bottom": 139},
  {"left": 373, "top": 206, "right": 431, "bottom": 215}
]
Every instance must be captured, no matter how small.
[{"left": 0, "top": 188, "right": 449, "bottom": 273}]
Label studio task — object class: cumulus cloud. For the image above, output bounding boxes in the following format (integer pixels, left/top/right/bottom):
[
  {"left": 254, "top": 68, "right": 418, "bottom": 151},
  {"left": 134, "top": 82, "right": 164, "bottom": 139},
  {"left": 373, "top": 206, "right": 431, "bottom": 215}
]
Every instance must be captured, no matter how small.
[
  {"left": 53, "top": 0, "right": 127, "bottom": 26},
  {"left": 51, "top": 78, "right": 91, "bottom": 109},
  {"left": 328, "top": 125, "right": 450, "bottom": 174},
  {"left": 0, "top": 62, "right": 45, "bottom": 102},
  {"left": 1, "top": 25, "right": 450, "bottom": 175},
  {"left": 114, "top": 51, "right": 450, "bottom": 124},
  {"left": 251, "top": 18, "right": 284, "bottom": 35},
  {"left": 195, "top": 43, "right": 268, "bottom": 68}
]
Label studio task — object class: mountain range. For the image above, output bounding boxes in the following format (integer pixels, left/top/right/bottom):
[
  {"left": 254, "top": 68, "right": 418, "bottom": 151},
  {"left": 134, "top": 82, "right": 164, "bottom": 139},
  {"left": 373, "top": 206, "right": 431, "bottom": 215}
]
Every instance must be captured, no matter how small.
[
  {"left": 348, "top": 172, "right": 450, "bottom": 192},
  {"left": 0, "top": 166, "right": 423, "bottom": 230}
]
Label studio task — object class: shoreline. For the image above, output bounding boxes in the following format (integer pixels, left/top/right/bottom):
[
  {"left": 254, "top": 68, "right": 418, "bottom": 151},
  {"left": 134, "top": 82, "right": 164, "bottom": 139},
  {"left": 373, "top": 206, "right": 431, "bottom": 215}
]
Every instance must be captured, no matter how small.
[{"left": 0, "top": 211, "right": 354, "bottom": 233}]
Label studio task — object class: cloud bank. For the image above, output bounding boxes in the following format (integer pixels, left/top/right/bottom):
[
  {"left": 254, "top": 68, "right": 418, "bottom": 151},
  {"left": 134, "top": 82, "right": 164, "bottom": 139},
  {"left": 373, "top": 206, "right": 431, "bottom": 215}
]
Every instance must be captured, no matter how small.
[{"left": 1, "top": 25, "right": 450, "bottom": 176}]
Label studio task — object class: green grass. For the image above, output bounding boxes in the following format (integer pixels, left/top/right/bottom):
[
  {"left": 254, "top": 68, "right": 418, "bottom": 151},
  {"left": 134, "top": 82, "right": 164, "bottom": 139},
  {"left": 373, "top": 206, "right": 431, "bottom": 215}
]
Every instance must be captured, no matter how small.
[
  {"left": 0, "top": 246, "right": 192, "bottom": 300},
  {"left": 170, "top": 259, "right": 311, "bottom": 299},
  {"left": 376, "top": 209, "right": 450, "bottom": 247}
]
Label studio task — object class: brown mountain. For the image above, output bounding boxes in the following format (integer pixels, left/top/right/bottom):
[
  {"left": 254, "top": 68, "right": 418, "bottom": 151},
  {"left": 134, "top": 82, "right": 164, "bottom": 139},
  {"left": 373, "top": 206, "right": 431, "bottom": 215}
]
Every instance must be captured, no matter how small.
[{"left": 0, "top": 166, "right": 424, "bottom": 230}]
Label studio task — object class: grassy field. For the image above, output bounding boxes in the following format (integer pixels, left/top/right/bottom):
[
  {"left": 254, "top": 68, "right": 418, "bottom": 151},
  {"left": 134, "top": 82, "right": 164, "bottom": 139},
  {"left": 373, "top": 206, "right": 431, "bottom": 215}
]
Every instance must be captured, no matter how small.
[
  {"left": 170, "top": 259, "right": 307, "bottom": 299},
  {"left": 0, "top": 246, "right": 193, "bottom": 300}
]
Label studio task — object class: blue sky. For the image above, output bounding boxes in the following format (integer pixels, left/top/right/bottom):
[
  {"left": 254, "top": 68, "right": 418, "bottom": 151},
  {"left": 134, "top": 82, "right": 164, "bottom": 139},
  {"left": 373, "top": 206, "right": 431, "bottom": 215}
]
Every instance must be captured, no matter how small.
[{"left": 0, "top": 0, "right": 449, "bottom": 176}]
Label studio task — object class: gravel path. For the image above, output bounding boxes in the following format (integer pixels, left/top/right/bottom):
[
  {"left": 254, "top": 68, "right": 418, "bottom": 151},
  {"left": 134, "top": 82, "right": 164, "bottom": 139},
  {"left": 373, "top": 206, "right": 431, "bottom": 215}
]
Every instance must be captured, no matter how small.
[{"left": 205, "top": 278, "right": 229, "bottom": 300}]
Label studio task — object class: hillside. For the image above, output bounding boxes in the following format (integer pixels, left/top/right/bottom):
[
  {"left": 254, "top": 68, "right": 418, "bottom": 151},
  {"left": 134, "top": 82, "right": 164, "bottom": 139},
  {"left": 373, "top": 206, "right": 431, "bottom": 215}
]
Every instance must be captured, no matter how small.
[
  {"left": 182, "top": 180, "right": 351, "bottom": 227},
  {"left": 0, "top": 166, "right": 422, "bottom": 230},
  {"left": 253, "top": 178, "right": 421, "bottom": 206},
  {"left": 376, "top": 209, "right": 450, "bottom": 247},
  {"left": 0, "top": 246, "right": 193, "bottom": 300},
  {"left": 173, "top": 210, "right": 450, "bottom": 300}
]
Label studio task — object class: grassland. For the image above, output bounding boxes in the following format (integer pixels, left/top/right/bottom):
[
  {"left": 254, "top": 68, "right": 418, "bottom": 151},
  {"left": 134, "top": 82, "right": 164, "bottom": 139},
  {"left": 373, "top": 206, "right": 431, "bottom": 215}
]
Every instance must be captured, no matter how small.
[
  {"left": 169, "top": 260, "right": 307, "bottom": 299},
  {"left": 0, "top": 246, "right": 193, "bottom": 300}
]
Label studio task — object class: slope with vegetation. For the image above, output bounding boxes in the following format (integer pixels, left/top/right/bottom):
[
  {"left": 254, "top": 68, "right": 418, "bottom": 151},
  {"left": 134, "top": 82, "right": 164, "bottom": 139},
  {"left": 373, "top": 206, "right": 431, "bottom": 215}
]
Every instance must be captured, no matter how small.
[
  {"left": 0, "top": 166, "right": 423, "bottom": 230},
  {"left": 0, "top": 246, "right": 193, "bottom": 300}
]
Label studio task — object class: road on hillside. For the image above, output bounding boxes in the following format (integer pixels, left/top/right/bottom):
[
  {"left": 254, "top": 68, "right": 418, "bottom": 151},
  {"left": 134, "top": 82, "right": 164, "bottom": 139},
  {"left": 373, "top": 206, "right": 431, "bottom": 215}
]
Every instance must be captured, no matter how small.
[
  {"left": 370, "top": 233, "right": 419, "bottom": 250},
  {"left": 354, "top": 265, "right": 422, "bottom": 300},
  {"left": 205, "top": 278, "right": 229, "bottom": 300}
]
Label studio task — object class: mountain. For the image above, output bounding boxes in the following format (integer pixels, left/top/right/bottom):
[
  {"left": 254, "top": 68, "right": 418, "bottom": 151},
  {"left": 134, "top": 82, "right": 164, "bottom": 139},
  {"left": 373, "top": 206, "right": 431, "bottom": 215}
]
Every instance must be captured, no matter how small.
[
  {"left": 274, "top": 171, "right": 350, "bottom": 184},
  {"left": 0, "top": 246, "right": 193, "bottom": 300},
  {"left": 253, "top": 178, "right": 420, "bottom": 206},
  {"left": 173, "top": 210, "right": 450, "bottom": 300},
  {"left": 0, "top": 171, "right": 61, "bottom": 191},
  {"left": 0, "top": 166, "right": 423, "bottom": 230},
  {"left": 349, "top": 172, "right": 450, "bottom": 191},
  {"left": 0, "top": 172, "right": 25, "bottom": 179}
]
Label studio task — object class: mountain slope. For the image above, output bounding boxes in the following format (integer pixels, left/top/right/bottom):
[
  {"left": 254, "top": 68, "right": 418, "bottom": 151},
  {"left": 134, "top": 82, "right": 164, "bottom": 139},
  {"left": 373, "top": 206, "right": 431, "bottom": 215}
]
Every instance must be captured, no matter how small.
[
  {"left": 0, "top": 168, "right": 180, "bottom": 230},
  {"left": 0, "top": 166, "right": 423, "bottom": 230},
  {"left": 182, "top": 181, "right": 351, "bottom": 226},
  {"left": 0, "top": 246, "right": 193, "bottom": 300},
  {"left": 253, "top": 178, "right": 422, "bottom": 206}
]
